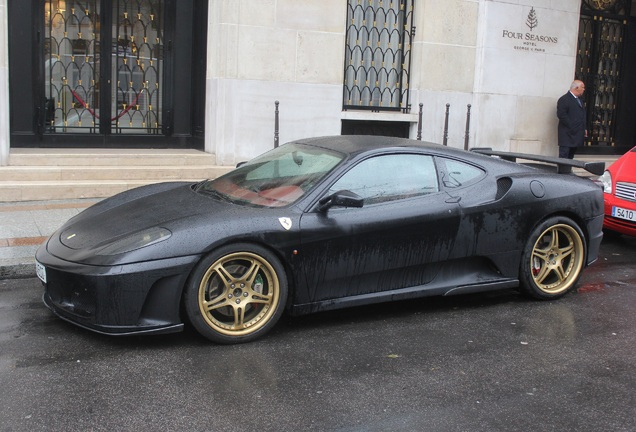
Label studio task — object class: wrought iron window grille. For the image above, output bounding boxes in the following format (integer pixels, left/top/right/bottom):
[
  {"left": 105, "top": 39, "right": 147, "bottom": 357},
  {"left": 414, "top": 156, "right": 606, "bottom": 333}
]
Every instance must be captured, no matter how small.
[
  {"left": 343, "top": 0, "right": 415, "bottom": 114},
  {"left": 44, "top": 0, "right": 164, "bottom": 135},
  {"left": 576, "top": 0, "right": 631, "bottom": 147}
]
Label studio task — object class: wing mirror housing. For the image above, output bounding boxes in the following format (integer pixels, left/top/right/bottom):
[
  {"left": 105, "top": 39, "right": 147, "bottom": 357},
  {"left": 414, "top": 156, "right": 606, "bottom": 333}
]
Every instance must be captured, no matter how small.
[{"left": 317, "top": 190, "right": 364, "bottom": 212}]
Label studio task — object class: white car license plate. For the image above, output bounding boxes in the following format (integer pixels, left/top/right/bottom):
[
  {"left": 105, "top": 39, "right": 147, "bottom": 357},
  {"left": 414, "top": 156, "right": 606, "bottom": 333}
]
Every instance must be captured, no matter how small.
[
  {"left": 612, "top": 206, "right": 636, "bottom": 222},
  {"left": 35, "top": 261, "right": 47, "bottom": 284}
]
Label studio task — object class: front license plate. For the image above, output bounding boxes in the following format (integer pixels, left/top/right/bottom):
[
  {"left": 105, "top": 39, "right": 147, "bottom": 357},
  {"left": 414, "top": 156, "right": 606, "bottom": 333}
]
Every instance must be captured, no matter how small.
[
  {"left": 35, "top": 261, "right": 47, "bottom": 284},
  {"left": 612, "top": 206, "right": 636, "bottom": 222}
]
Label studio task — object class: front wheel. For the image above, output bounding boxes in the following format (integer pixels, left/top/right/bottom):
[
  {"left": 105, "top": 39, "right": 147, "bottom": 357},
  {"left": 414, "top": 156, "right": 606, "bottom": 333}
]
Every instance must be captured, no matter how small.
[
  {"left": 184, "top": 243, "right": 288, "bottom": 344},
  {"left": 519, "top": 217, "right": 586, "bottom": 300}
]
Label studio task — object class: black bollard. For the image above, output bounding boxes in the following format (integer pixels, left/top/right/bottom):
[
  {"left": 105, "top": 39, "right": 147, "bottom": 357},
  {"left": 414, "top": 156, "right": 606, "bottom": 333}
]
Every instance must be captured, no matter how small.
[
  {"left": 274, "top": 101, "right": 280, "bottom": 148},
  {"left": 417, "top": 103, "right": 423, "bottom": 140},
  {"left": 443, "top": 103, "right": 450, "bottom": 146},
  {"left": 464, "top": 104, "right": 472, "bottom": 150}
]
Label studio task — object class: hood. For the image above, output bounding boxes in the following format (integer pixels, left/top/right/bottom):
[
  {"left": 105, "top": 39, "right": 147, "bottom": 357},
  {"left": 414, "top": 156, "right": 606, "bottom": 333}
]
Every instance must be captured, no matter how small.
[
  {"left": 46, "top": 181, "right": 302, "bottom": 266},
  {"left": 610, "top": 149, "right": 636, "bottom": 183},
  {"left": 58, "top": 182, "right": 222, "bottom": 250}
]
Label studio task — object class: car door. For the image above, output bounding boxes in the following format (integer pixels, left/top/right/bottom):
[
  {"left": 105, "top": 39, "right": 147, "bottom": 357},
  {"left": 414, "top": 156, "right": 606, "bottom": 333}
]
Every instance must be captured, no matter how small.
[{"left": 296, "top": 153, "right": 461, "bottom": 304}]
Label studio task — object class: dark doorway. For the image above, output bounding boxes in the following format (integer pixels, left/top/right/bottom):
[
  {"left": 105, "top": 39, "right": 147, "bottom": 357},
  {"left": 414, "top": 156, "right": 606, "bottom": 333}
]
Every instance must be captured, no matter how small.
[
  {"left": 576, "top": 0, "right": 635, "bottom": 155},
  {"left": 341, "top": 120, "right": 410, "bottom": 138},
  {"left": 8, "top": 0, "right": 207, "bottom": 149}
]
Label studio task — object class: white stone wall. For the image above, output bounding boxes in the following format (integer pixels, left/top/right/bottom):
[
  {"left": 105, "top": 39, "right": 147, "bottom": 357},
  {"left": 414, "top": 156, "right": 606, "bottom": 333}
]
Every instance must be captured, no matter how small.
[
  {"left": 410, "top": 0, "right": 480, "bottom": 148},
  {"left": 205, "top": 0, "right": 347, "bottom": 164},
  {"left": 473, "top": 0, "right": 582, "bottom": 156},
  {"left": 205, "top": 0, "right": 583, "bottom": 163},
  {"left": 0, "top": 0, "right": 588, "bottom": 164}
]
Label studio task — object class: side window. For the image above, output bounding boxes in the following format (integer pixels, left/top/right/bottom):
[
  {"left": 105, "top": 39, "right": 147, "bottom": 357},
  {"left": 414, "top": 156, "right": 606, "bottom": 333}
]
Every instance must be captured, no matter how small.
[
  {"left": 439, "top": 158, "right": 485, "bottom": 189},
  {"left": 329, "top": 154, "right": 438, "bottom": 204}
]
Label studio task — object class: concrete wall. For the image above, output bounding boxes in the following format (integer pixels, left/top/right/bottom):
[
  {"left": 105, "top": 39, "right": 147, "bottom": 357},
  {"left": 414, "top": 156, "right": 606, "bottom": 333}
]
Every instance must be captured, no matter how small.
[
  {"left": 205, "top": 0, "right": 582, "bottom": 163},
  {"left": 205, "top": 0, "right": 347, "bottom": 165},
  {"left": 410, "top": 0, "right": 480, "bottom": 148},
  {"left": 472, "top": 0, "right": 582, "bottom": 157},
  {"left": 0, "top": 0, "right": 588, "bottom": 165}
]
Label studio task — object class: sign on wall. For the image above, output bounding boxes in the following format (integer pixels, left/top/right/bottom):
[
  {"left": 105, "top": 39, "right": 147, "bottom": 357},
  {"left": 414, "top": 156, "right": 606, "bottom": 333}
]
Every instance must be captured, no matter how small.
[
  {"left": 501, "top": 7, "right": 559, "bottom": 53},
  {"left": 488, "top": 4, "right": 571, "bottom": 56}
]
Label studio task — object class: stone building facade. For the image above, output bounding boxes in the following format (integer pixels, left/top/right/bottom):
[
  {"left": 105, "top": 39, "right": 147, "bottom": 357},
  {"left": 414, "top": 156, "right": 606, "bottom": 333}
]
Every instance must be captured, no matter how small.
[{"left": 2, "top": 0, "right": 635, "bottom": 166}]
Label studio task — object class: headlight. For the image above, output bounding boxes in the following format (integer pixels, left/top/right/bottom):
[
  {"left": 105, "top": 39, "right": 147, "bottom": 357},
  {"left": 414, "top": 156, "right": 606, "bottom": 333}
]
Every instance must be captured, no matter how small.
[
  {"left": 598, "top": 170, "right": 612, "bottom": 194},
  {"left": 97, "top": 227, "right": 172, "bottom": 255}
]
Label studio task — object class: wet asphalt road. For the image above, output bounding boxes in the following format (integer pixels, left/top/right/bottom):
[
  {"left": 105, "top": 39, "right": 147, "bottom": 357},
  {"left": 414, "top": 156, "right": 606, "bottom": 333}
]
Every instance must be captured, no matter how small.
[{"left": 0, "top": 235, "right": 635, "bottom": 432}]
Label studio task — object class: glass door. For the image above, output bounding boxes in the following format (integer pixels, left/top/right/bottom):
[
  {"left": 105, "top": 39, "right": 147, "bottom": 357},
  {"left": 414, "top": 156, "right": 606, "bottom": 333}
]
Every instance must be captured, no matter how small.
[
  {"left": 112, "top": 0, "right": 163, "bottom": 134},
  {"left": 44, "top": 0, "right": 165, "bottom": 135}
]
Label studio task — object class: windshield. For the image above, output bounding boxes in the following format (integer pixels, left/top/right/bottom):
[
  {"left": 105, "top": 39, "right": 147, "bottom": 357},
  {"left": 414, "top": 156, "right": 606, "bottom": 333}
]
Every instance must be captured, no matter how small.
[{"left": 196, "top": 143, "right": 345, "bottom": 207}]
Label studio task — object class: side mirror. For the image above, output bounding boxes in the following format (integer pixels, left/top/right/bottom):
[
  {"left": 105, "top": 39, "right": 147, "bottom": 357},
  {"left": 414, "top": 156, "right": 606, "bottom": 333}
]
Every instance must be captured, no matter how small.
[{"left": 317, "top": 190, "right": 364, "bottom": 212}]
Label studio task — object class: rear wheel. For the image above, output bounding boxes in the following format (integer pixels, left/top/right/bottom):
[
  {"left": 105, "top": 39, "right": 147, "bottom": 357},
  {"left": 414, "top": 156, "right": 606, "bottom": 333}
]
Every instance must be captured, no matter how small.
[
  {"left": 519, "top": 217, "right": 586, "bottom": 300},
  {"left": 184, "top": 243, "right": 288, "bottom": 344}
]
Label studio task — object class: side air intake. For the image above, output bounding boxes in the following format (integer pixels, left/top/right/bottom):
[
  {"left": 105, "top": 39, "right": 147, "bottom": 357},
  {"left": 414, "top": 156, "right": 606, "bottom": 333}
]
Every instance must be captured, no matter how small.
[{"left": 496, "top": 177, "right": 512, "bottom": 200}]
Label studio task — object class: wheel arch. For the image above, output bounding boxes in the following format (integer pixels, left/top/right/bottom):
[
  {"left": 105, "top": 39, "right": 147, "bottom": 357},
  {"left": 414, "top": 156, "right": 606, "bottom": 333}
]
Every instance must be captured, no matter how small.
[
  {"left": 518, "top": 211, "right": 588, "bottom": 299},
  {"left": 528, "top": 210, "right": 590, "bottom": 262},
  {"left": 179, "top": 239, "right": 298, "bottom": 316}
]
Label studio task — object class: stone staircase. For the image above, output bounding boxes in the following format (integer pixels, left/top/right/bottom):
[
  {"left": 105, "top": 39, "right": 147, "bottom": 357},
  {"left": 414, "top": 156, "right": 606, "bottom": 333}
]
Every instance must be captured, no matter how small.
[{"left": 0, "top": 148, "right": 234, "bottom": 202}]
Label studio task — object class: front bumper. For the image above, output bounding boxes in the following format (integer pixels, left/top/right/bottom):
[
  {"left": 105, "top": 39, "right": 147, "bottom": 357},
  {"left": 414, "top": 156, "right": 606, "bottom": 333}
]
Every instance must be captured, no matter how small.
[
  {"left": 603, "top": 196, "right": 636, "bottom": 237},
  {"left": 37, "top": 246, "right": 200, "bottom": 336}
]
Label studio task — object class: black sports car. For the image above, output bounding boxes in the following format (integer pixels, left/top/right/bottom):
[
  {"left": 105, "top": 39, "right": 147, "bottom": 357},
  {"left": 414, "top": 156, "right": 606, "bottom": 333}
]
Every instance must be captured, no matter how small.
[{"left": 36, "top": 136, "right": 605, "bottom": 344}]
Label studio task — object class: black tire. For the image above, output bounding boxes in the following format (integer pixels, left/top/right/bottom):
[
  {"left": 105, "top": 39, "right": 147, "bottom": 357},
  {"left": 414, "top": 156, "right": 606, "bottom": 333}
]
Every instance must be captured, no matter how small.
[
  {"left": 519, "top": 216, "right": 586, "bottom": 300},
  {"left": 184, "top": 243, "right": 288, "bottom": 344}
]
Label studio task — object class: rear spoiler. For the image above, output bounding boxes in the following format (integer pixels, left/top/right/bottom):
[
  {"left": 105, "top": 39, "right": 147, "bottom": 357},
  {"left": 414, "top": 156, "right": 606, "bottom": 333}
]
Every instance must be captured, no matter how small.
[{"left": 470, "top": 148, "right": 605, "bottom": 176}]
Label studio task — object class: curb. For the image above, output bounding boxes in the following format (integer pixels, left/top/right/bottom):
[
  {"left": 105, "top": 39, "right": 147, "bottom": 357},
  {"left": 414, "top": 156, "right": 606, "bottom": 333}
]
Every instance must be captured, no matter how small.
[{"left": 0, "top": 262, "right": 36, "bottom": 279}]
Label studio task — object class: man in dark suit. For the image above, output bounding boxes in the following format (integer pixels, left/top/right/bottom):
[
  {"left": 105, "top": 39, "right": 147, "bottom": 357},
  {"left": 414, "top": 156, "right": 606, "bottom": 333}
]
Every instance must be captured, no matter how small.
[{"left": 557, "top": 80, "right": 587, "bottom": 159}]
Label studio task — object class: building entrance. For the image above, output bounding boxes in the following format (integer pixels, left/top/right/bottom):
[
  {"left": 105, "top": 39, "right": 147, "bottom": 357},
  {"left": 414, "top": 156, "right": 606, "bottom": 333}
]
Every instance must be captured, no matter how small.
[
  {"left": 8, "top": 0, "right": 207, "bottom": 148},
  {"left": 577, "top": 0, "right": 636, "bottom": 155},
  {"left": 45, "top": 0, "right": 165, "bottom": 136}
]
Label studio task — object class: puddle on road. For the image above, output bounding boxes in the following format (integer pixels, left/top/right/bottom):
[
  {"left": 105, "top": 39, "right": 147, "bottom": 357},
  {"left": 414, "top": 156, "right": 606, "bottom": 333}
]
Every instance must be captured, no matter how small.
[{"left": 577, "top": 280, "right": 631, "bottom": 293}]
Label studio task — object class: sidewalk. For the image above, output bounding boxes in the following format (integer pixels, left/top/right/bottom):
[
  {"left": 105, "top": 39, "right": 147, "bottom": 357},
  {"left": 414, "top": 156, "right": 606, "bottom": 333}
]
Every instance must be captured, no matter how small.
[{"left": 0, "top": 199, "right": 100, "bottom": 279}]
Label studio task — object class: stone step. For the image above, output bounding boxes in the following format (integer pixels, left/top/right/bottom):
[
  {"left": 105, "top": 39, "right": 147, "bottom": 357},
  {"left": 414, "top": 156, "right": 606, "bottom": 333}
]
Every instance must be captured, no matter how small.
[
  {"left": 8, "top": 148, "right": 217, "bottom": 166},
  {"left": 0, "top": 149, "right": 234, "bottom": 202},
  {"left": 0, "top": 179, "right": 203, "bottom": 202},
  {"left": 0, "top": 165, "right": 231, "bottom": 182}
]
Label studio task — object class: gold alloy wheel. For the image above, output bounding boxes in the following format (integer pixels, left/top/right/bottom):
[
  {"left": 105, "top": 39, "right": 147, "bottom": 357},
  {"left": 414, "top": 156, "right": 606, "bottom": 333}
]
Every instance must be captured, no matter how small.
[
  {"left": 529, "top": 223, "right": 585, "bottom": 295},
  {"left": 197, "top": 252, "right": 280, "bottom": 337}
]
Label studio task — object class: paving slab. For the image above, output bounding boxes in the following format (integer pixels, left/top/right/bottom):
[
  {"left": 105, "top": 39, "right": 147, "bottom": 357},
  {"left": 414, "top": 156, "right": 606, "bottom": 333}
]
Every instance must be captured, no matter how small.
[{"left": 0, "top": 199, "right": 99, "bottom": 279}]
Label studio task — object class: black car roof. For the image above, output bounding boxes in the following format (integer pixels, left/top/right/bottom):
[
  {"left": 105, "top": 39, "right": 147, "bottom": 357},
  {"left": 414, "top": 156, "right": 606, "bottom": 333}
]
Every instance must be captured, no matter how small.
[
  {"left": 293, "top": 135, "right": 460, "bottom": 158},
  {"left": 291, "top": 135, "right": 544, "bottom": 176}
]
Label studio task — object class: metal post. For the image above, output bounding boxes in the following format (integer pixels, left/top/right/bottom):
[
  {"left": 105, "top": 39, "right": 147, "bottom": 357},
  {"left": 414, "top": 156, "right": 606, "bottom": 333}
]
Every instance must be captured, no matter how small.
[
  {"left": 443, "top": 103, "right": 450, "bottom": 146},
  {"left": 417, "top": 103, "right": 423, "bottom": 140},
  {"left": 274, "top": 101, "right": 280, "bottom": 148},
  {"left": 464, "top": 104, "right": 472, "bottom": 150}
]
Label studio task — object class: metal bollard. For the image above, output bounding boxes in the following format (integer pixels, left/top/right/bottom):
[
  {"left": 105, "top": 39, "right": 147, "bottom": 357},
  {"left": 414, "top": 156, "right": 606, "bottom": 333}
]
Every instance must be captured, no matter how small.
[
  {"left": 464, "top": 104, "right": 472, "bottom": 150},
  {"left": 274, "top": 101, "right": 280, "bottom": 148},
  {"left": 417, "top": 103, "right": 423, "bottom": 140},
  {"left": 443, "top": 103, "right": 450, "bottom": 146}
]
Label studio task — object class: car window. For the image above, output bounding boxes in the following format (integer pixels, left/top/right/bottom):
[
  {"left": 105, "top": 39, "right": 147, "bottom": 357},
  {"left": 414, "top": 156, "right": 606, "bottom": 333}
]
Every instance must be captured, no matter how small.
[
  {"left": 197, "top": 143, "right": 345, "bottom": 208},
  {"left": 328, "top": 154, "right": 439, "bottom": 204},
  {"left": 246, "top": 149, "right": 338, "bottom": 180},
  {"left": 438, "top": 158, "right": 484, "bottom": 189}
]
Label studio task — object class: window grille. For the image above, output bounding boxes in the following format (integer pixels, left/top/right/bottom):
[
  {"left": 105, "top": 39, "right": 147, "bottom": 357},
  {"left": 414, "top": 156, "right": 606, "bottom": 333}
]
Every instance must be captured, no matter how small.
[
  {"left": 576, "top": 0, "right": 631, "bottom": 148},
  {"left": 343, "top": 0, "right": 415, "bottom": 113},
  {"left": 44, "top": 0, "right": 164, "bottom": 134}
]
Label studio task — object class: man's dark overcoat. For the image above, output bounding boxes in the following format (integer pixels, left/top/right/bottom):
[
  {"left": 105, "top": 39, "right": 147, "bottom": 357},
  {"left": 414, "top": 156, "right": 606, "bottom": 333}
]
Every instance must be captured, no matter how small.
[{"left": 557, "top": 92, "right": 586, "bottom": 148}]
